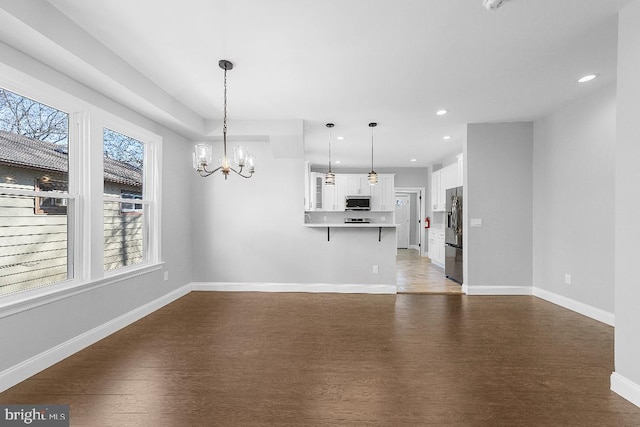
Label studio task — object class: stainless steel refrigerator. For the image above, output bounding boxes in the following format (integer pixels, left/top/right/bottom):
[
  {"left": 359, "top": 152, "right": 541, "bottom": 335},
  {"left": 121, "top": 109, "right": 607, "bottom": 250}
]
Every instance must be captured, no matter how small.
[{"left": 445, "top": 186, "right": 463, "bottom": 284}]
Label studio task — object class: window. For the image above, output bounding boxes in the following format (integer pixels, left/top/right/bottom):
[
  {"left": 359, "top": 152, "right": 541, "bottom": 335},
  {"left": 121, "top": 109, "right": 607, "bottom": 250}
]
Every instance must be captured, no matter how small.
[
  {"left": 35, "top": 178, "right": 69, "bottom": 215},
  {"left": 0, "top": 87, "right": 71, "bottom": 296},
  {"left": 0, "top": 77, "right": 161, "bottom": 304},
  {"left": 103, "top": 128, "right": 154, "bottom": 273},
  {"left": 120, "top": 190, "right": 143, "bottom": 214}
]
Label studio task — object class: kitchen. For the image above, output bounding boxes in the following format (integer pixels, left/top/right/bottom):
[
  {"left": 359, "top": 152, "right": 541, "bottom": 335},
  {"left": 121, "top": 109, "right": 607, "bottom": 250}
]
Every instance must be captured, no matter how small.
[
  {"left": 304, "top": 150, "right": 465, "bottom": 292},
  {"left": 428, "top": 153, "right": 464, "bottom": 286}
]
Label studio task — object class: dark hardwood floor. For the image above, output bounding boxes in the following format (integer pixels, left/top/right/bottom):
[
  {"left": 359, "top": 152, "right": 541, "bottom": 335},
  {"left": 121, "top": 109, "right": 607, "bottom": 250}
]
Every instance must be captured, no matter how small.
[{"left": 1, "top": 292, "right": 639, "bottom": 426}]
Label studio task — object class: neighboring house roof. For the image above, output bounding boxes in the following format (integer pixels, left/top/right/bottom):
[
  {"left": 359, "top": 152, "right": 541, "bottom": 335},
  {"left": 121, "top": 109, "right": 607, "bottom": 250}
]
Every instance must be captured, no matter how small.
[{"left": 0, "top": 130, "right": 142, "bottom": 187}]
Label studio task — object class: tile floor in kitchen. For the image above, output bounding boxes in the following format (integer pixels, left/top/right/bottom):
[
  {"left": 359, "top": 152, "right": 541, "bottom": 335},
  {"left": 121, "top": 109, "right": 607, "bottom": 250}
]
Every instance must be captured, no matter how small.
[{"left": 396, "top": 248, "right": 463, "bottom": 294}]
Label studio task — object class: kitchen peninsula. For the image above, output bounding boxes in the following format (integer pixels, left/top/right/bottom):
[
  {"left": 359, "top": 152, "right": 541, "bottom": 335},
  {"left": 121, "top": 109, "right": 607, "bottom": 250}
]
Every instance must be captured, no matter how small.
[{"left": 303, "top": 170, "right": 397, "bottom": 241}]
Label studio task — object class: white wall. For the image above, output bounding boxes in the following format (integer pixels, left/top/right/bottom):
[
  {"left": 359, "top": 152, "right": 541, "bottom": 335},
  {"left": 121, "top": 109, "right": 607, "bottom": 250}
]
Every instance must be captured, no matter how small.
[
  {"left": 533, "top": 85, "right": 616, "bottom": 313},
  {"left": 465, "top": 122, "right": 533, "bottom": 292},
  {"left": 0, "top": 43, "right": 192, "bottom": 373},
  {"left": 191, "top": 141, "right": 397, "bottom": 288},
  {"left": 612, "top": 0, "right": 640, "bottom": 406}
]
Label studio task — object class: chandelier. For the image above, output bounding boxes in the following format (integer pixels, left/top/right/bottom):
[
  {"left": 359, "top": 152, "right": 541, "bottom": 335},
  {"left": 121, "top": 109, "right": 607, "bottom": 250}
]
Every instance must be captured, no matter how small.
[
  {"left": 368, "top": 122, "right": 378, "bottom": 185},
  {"left": 193, "top": 59, "right": 255, "bottom": 179}
]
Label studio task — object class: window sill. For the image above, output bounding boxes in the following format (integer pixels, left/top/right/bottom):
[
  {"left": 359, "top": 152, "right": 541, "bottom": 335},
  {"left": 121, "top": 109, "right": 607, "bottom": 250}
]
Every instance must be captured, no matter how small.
[{"left": 0, "top": 262, "right": 165, "bottom": 319}]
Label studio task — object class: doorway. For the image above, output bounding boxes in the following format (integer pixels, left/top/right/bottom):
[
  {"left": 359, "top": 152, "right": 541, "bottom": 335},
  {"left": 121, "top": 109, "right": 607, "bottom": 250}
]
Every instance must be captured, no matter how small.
[
  {"left": 394, "top": 187, "right": 425, "bottom": 255},
  {"left": 393, "top": 186, "right": 462, "bottom": 294},
  {"left": 395, "top": 194, "right": 410, "bottom": 249}
]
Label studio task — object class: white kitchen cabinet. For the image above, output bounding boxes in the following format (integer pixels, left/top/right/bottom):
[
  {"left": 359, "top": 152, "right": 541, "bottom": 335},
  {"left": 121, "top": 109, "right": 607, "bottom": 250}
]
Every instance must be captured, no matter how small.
[
  {"left": 345, "top": 175, "right": 371, "bottom": 197},
  {"left": 456, "top": 154, "right": 463, "bottom": 187},
  {"left": 431, "top": 169, "right": 442, "bottom": 211},
  {"left": 443, "top": 163, "right": 458, "bottom": 192},
  {"left": 431, "top": 156, "right": 462, "bottom": 212},
  {"left": 322, "top": 181, "right": 336, "bottom": 211},
  {"left": 335, "top": 175, "right": 347, "bottom": 211},
  {"left": 429, "top": 228, "right": 445, "bottom": 268},
  {"left": 321, "top": 175, "right": 347, "bottom": 211},
  {"left": 304, "top": 162, "right": 312, "bottom": 210},
  {"left": 307, "top": 172, "right": 394, "bottom": 212},
  {"left": 370, "top": 174, "right": 394, "bottom": 211},
  {"left": 309, "top": 172, "right": 324, "bottom": 211}
]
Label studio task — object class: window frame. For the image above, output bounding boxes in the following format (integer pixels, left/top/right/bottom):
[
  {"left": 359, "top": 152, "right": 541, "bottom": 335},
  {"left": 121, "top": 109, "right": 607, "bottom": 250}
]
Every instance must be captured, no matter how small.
[
  {"left": 0, "top": 63, "right": 163, "bottom": 315},
  {"left": 100, "top": 117, "right": 162, "bottom": 278},
  {"left": 119, "top": 190, "right": 144, "bottom": 215}
]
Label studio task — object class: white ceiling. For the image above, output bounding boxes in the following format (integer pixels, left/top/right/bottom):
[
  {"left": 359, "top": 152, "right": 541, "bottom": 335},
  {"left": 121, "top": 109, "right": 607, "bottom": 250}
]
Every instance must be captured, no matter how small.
[{"left": 38, "top": 0, "right": 628, "bottom": 168}]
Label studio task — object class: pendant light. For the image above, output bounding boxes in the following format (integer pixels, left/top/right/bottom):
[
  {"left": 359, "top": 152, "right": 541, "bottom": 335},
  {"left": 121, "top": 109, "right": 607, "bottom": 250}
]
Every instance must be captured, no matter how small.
[
  {"left": 368, "top": 122, "right": 378, "bottom": 185},
  {"left": 325, "top": 123, "right": 335, "bottom": 185},
  {"left": 192, "top": 59, "right": 255, "bottom": 179}
]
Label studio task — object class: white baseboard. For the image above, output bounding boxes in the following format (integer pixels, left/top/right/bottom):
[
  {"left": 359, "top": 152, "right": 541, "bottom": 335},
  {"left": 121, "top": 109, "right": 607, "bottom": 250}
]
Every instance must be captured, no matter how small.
[
  {"left": 465, "top": 285, "right": 533, "bottom": 296},
  {"left": 191, "top": 282, "right": 396, "bottom": 295},
  {"left": 533, "top": 287, "right": 614, "bottom": 326},
  {"left": 408, "top": 245, "right": 420, "bottom": 251},
  {"left": 611, "top": 372, "right": 640, "bottom": 408},
  {"left": 0, "top": 284, "right": 191, "bottom": 393}
]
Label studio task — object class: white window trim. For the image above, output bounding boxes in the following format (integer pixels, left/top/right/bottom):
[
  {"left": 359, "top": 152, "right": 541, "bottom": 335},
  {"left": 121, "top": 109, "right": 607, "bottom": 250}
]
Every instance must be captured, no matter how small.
[
  {"left": 101, "top": 116, "right": 163, "bottom": 273},
  {"left": 0, "top": 58, "right": 163, "bottom": 317}
]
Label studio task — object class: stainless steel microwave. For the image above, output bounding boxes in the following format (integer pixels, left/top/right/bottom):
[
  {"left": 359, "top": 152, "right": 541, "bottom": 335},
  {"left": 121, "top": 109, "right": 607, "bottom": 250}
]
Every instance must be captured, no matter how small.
[{"left": 345, "top": 196, "right": 371, "bottom": 211}]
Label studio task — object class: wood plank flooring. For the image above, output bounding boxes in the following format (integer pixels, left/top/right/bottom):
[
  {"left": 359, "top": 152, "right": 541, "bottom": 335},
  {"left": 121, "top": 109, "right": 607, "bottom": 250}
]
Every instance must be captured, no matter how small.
[
  {"left": 1, "top": 292, "right": 639, "bottom": 426},
  {"left": 396, "top": 248, "right": 463, "bottom": 294}
]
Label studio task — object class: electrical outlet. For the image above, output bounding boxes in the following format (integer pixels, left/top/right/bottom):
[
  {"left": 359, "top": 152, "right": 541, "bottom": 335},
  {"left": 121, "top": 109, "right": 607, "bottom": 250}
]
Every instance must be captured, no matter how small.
[
  {"left": 564, "top": 274, "right": 571, "bottom": 285},
  {"left": 372, "top": 265, "right": 379, "bottom": 274},
  {"left": 164, "top": 271, "right": 169, "bottom": 281}
]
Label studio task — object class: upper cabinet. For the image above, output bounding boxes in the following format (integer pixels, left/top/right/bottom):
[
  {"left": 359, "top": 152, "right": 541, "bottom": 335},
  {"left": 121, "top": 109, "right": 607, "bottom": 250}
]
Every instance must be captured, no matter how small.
[
  {"left": 323, "top": 175, "right": 348, "bottom": 211},
  {"left": 306, "top": 172, "right": 394, "bottom": 212},
  {"left": 309, "top": 172, "right": 324, "bottom": 211},
  {"left": 370, "top": 174, "right": 395, "bottom": 212},
  {"left": 345, "top": 175, "right": 371, "bottom": 197},
  {"left": 431, "top": 154, "right": 463, "bottom": 212}
]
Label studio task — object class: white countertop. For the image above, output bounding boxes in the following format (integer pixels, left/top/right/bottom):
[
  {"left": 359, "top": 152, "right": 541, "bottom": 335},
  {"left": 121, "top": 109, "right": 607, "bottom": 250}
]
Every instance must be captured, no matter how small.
[{"left": 304, "top": 223, "right": 397, "bottom": 228}]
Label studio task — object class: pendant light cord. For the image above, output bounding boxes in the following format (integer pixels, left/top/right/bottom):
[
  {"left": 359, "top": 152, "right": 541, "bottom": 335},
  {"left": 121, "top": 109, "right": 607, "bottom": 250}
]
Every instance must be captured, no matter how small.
[
  {"left": 223, "top": 65, "right": 228, "bottom": 160},
  {"left": 371, "top": 126, "right": 374, "bottom": 170},
  {"left": 328, "top": 126, "right": 332, "bottom": 173}
]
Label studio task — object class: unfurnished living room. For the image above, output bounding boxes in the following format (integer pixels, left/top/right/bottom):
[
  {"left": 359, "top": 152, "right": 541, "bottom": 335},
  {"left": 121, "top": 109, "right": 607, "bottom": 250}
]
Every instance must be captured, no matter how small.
[{"left": 1, "top": 0, "right": 640, "bottom": 425}]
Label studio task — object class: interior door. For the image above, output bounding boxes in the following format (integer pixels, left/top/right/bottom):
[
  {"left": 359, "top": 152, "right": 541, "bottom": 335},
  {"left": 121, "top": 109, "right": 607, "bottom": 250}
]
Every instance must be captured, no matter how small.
[{"left": 395, "top": 194, "right": 410, "bottom": 248}]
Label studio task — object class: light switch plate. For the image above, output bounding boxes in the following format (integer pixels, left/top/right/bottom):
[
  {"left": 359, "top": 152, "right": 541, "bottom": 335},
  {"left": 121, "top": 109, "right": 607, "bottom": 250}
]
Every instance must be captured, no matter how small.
[{"left": 470, "top": 218, "right": 483, "bottom": 227}]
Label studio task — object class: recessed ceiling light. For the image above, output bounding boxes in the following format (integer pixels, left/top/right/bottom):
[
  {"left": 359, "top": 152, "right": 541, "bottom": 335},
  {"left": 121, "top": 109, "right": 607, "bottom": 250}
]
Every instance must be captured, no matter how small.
[
  {"left": 443, "top": 135, "right": 452, "bottom": 140},
  {"left": 578, "top": 74, "right": 597, "bottom": 83},
  {"left": 410, "top": 159, "right": 417, "bottom": 162},
  {"left": 335, "top": 160, "right": 341, "bottom": 164},
  {"left": 336, "top": 136, "right": 345, "bottom": 140},
  {"left": 436, "top": 109, "right": 448, "bottom": 116}
]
